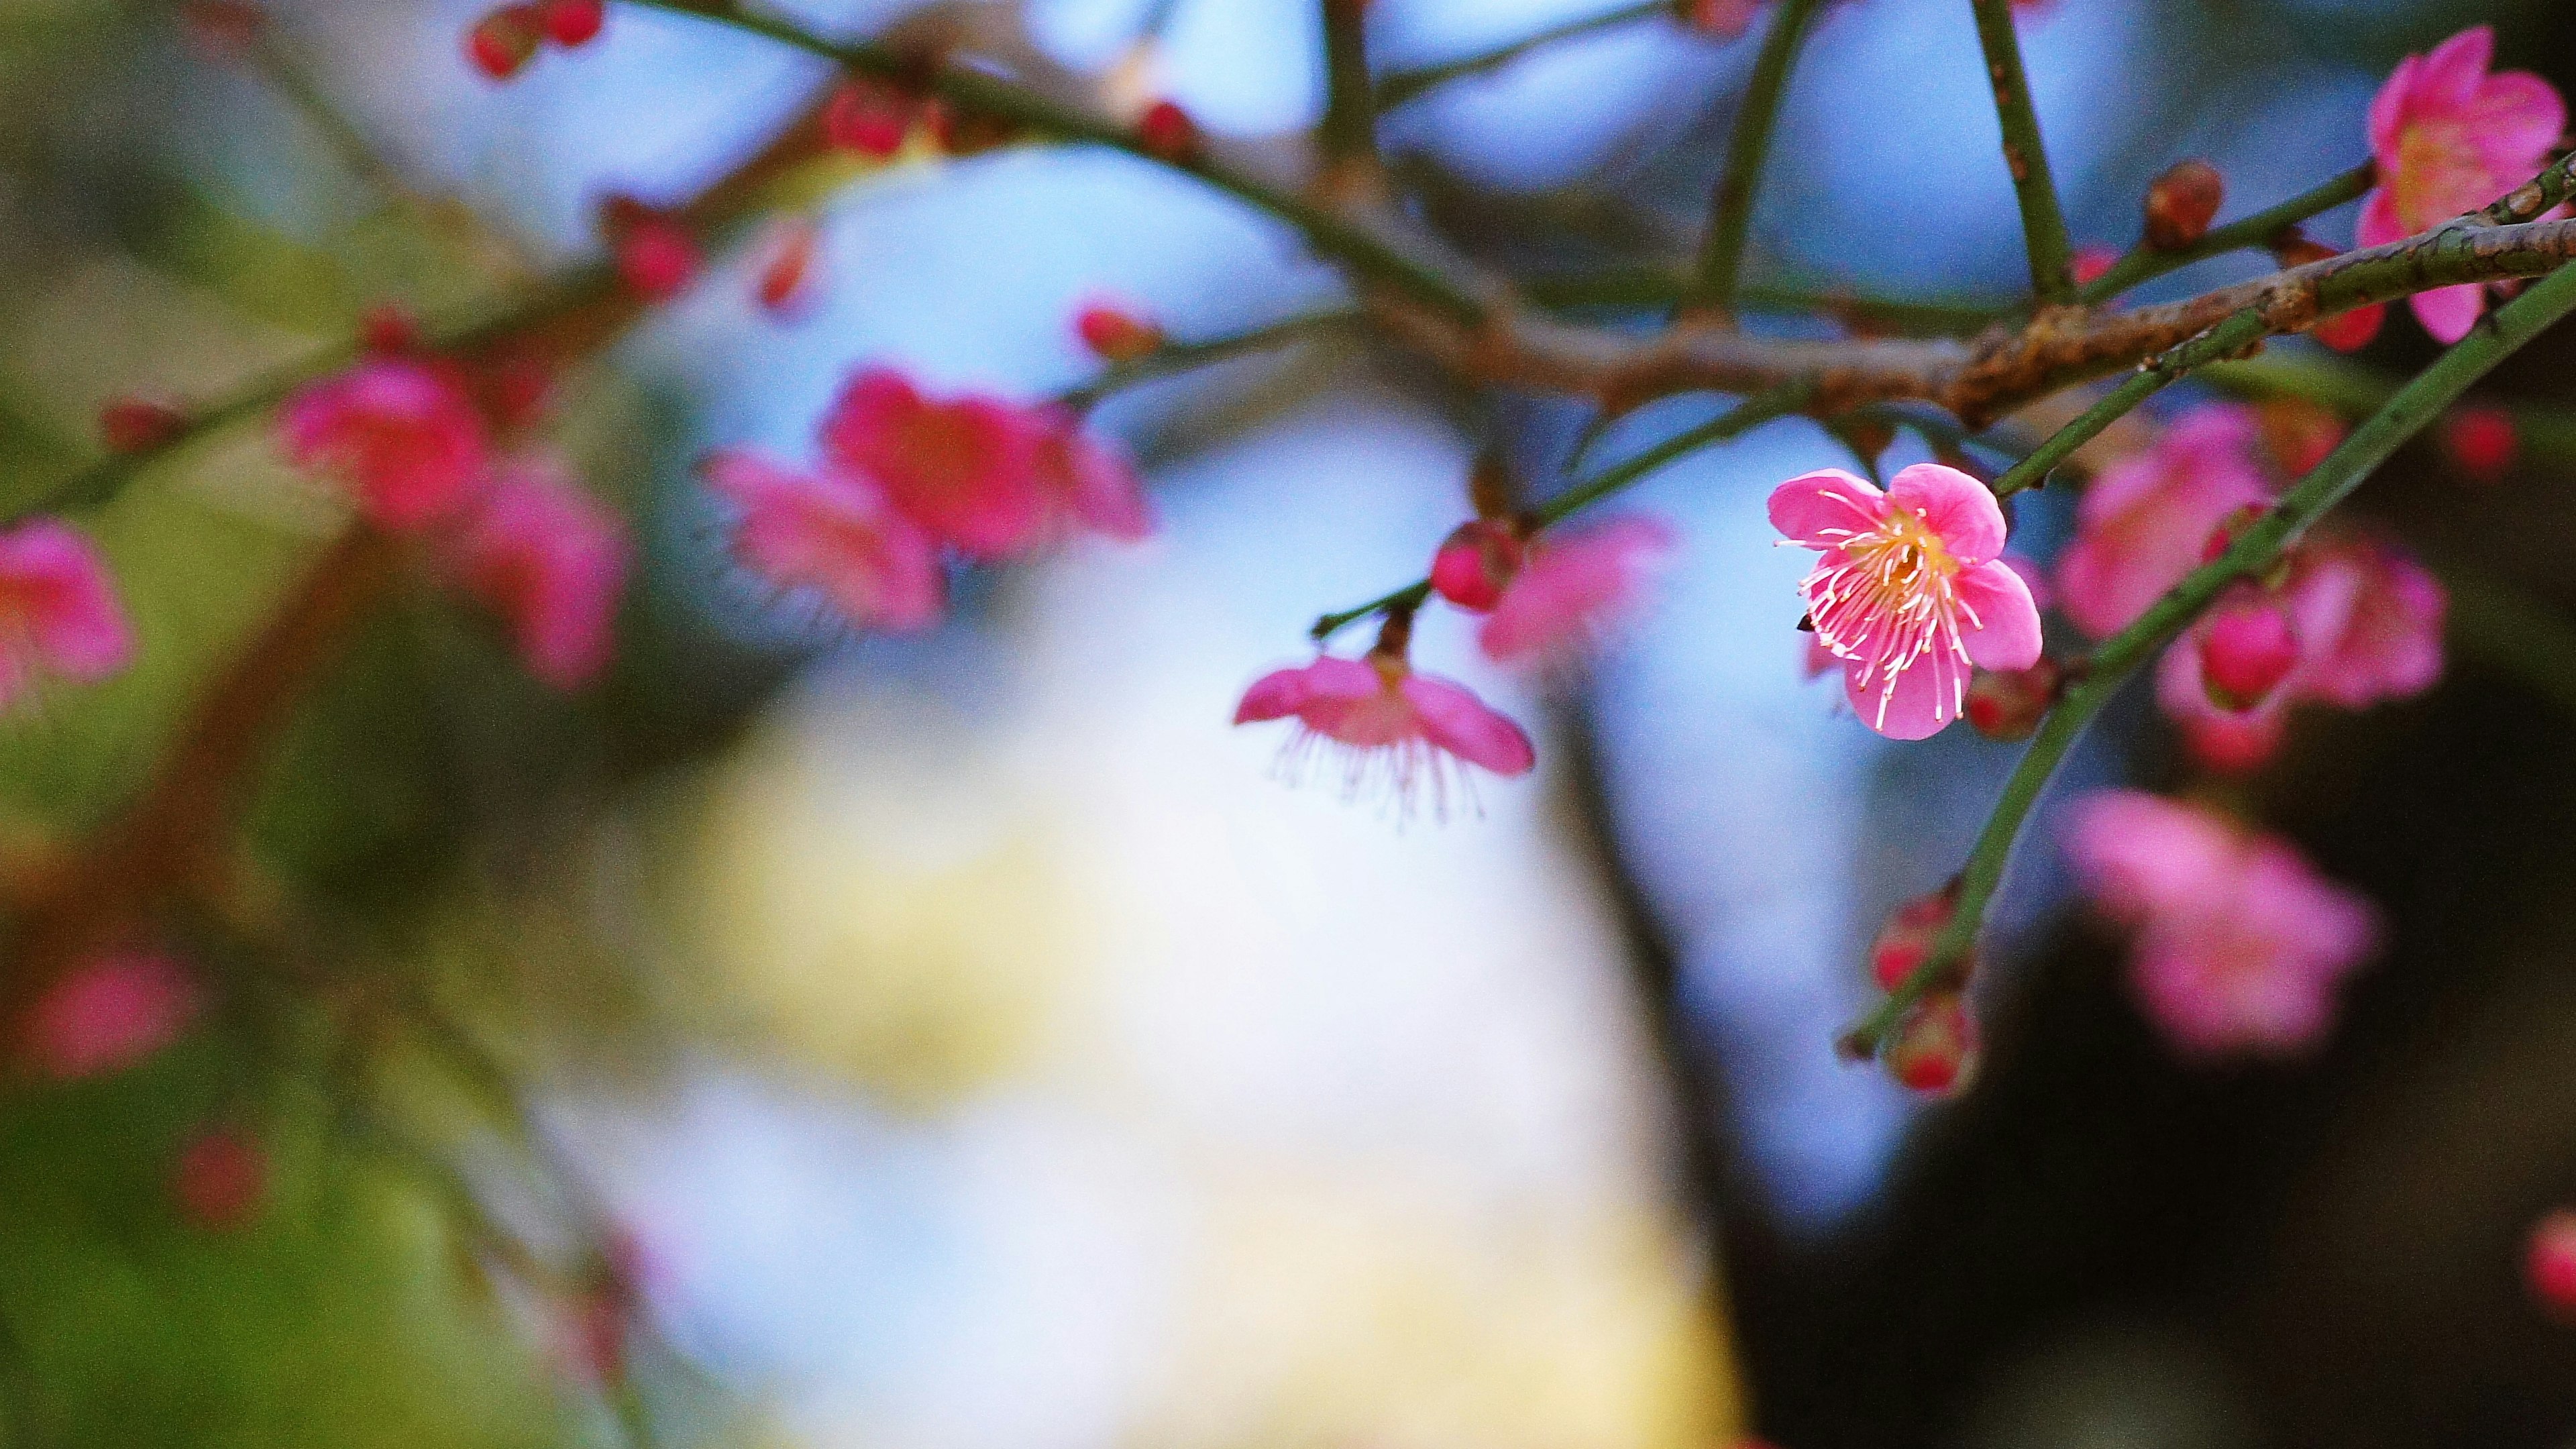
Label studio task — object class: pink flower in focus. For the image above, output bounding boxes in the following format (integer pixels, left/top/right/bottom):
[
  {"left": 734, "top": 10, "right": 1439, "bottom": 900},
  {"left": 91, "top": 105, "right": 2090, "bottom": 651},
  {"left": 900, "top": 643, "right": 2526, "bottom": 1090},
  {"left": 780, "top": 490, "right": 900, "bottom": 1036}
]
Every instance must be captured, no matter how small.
[
  {"left": 445, "top": 457, "right": 630, "bottom": 690},
  {"left": 701, "top": 449, "right": 943, "bottom": 634},
  {"left": 2064, "top": 790, "right": 2377, "bottom": 1058},
  {"left": 1770, "top": 463, "right": 2043, "bottom": 740},
  {"left": 279, "top": 359, "right": 489, "bottom": 529},
  {"left": 2359, "top": 25, "right": 2565, "bottom": 343},
  {"left": 1234, "top": 649, "right": 1535, "bottom": 812},
  {"left": 820, "top": 368, "right": 1045, "bottom": 557},
  {"left": 2056, "top": 404, "right": 2274, "bottom": 639},
  {"left": 20, "top": 950, "right": 199, "bottom": 1080},
  {"left": 0, "top": 520, "right": 135, "bottom": 708},
  {"left": 1478, "top": 515, "right": 1675, "bottom": 667}
]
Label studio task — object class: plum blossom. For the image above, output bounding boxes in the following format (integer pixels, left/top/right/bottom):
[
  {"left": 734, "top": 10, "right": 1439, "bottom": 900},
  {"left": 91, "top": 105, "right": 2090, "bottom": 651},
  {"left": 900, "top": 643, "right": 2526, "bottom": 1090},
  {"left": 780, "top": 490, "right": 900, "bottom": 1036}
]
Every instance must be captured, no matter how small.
[
  {"left": 444, "top": 457, "right": 631, "bottom": 690},
  {"left": 1029, "top": 406, "right": 1155, "bottom": 543},
  {"left": 2064, "top": 791, "right": 2377, "bottom": 1058},
  {"left": 20, "top": 949, "right": 199, "bottom": 1080},
  {"left": 1477, "top": 515, "right": 1675, "bottom": 667},
  {"left": 1234, "top": 621, "right": 1535, "bottom": 814},
  {"left": 2056, "top": 403, "right": 2275, "bottom": 639},
  {"left": 279, "top": 359, "right": 489, "bottom": 529},
  {"left": 1770, "top": 463, "right": 2043, "bottom": 740},
  {"left": 1432, "top": 519, "right": 1527, "bottom": 614},
  {"left": 702, "top": 450, "right": 943, "bottom": 634},
  {"left": 0, "top": 520, "right": 134, "bottom": 710},
  {"left": 2359, "top": 25, "right": 2566, "bottom": 342}
]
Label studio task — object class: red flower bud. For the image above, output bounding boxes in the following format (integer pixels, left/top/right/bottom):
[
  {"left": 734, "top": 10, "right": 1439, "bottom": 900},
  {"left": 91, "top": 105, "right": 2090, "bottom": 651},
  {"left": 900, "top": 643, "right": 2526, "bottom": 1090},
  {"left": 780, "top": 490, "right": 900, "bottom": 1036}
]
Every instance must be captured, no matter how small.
[
  {"left": 172, "top": 1128, "right": 266, "bottom": 1231},
  {"left": 756, "top": 220, "right": 822, "bottom": 319},
  {"left": 2312, "top": 303, "right": 2385, "bottom": 354},
  {"left": 2070, "top": 244, "right": 2121, "bottom": 287},
  {"left": 539, "top": 0, "right": 604, "bottom": 47},
  {"left": 1965, "top": 657, "right": 2061, "bottom": 742},
  {"left": 99, "top": 397, "right": 186, "bottom": 455},
  {"left": 825, "top": 80, "right": 915, "bottom": 158},
  {"left": 1867, "top": 888, "right": 1958, "bottom": 992},
  {"left": 2529, "top": 1210, "right": 2576, "bottom": 1319},
  {"left": 2439, "top": 404, "right": 2519, "bottom": 484},
  {"left": 1136, "top": 100, "right": 1202, "bottom": 164},
  {"left": 358, "top": 303, "right": 421, "bottom": 356},
  {"left": 616, "top": 219, "right": 700, "bottom": 303},
  {"left": 466, "top": 5, "right": 544, "bottom": 80},
  {"left": 2198, "top": 596, "right": 2300, "bottom": 712},
  {"left": 1075, "top": 301, "right": 1163, "bottom": 364},
  {"left": 1430, "top": 519, "right": 1527, "bottom": 613},
  {"left": 2142, "top": 160, "right": 2224, "bottom": 251},
  {"left": 1884, "top": 991, "right": 1978, "bottom": 1097}
]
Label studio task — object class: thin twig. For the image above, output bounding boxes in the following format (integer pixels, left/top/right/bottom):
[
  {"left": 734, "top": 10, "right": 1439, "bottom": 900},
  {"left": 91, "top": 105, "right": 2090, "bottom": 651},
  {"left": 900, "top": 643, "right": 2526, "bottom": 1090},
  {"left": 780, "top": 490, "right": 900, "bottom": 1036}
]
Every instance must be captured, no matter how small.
[
  {"left": 1988, "top": 307, "right": 2268, "bottom": 498},
  {"left": 1373, "top": 1, "right": 1668, "bottom": 112},
  {"left": 1057, "top": 309, "right": 1362, "bottom": 409},
  {"left": 1969, "top": 0, "right": 2075, "bottom": 304},
  {"left": 2076, "top": 163, "right": 2375, "bottom": 307},
  {"left": 1317, "top": 0, "right": 1379, "bottom": 172},
  {"left": 1841, "top": 255, "right": 2576, "bottom": 1060},
  {"left": 1690, "top": 0, "right": 1831, "bottom": 313}
]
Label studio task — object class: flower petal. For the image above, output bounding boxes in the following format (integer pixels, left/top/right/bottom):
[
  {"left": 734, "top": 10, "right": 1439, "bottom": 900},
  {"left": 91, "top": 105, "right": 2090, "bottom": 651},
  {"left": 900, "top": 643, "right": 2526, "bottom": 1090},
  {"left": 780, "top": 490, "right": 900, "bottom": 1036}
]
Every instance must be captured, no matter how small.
[
  {"left": 2410, "top": 282, "right": 2485, "bottom": 343},
  {"left": 1403, "top": 674, "right": 1536, "bottom": 776},
  {"left": 2467, "top": 72, "right": 2567, "bottom": 177},
  {"left": 2354, "top": 186, "right": 2405, "bottom": 250},
  {"left": 1841, "top": 645, "right": 1962, "bottom": 741},
  {"left": 2418, "top": 25, "right": 2495, "bottom": 113},
  {"left": 1955, "top": 560, "right": 2043, "bottom": 671},
  {"left": 1766, "top": 469, "right": 1883, "bottom": 548},
  {"left": 1887, "top": 462, "right": 2006, "bottom": 565}
]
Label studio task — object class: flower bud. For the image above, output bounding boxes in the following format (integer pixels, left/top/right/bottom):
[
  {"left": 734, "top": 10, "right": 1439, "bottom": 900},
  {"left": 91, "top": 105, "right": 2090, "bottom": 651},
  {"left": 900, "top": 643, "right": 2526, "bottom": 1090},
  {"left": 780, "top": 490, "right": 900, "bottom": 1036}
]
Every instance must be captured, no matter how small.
[
  {"left": 2143, "top": 160, "right": 2224, "bottom": 251},
  {"left": 2199, "top": 503, "right": 2268, "bottom": 566},
  {"left": 2439, "top": 404, "right": 2518, "bottom": 484},
  {"left": 1884, "top": 991, "right": 1978, "bottom": 1097},
  {"left": 2257, "top": 398, "right": 2345, "bottom": 478},
  {"left": 756, "top": 219, "right": 822, "bottom": 319},
  {"left": 1136, "top": 100, "right": 1202, "bottom": 164},
  {"left": 99, "top": 397, "right": 186, "bottom": 455},
  {"left": 616, "top": 218, "right": 700, "bottom": 303},
  {"left": 466, "top": 5, "right": 543, "bottom": 80},
  {"left": 539, "top": 0, "right": 604, "bottom": 47},
  {"left": 1680, "top": 0, "right": 1760, "bottom": 38},
  {"left": 1075, "top": 301, "right": 1164, "bottom": 364},
  {"left": 1867, "top": 888, "right": 1958, "bottom": 991},
  {"left": 2198, "top": 595, "right": 2300, "bottom": 712},
  {"left": 2312, "top": 303, "right": 2385, "bottom": 354},
  {"left": 1966, "top": 657, "right": 2061, "bottom": 741},
  {"left": 2071, "top": 244, "right": 2121, "bottom": 287},
  {"left": 1430, "top": 519, "right": 1526, "bottom": 613},
  {"left": 2528, "top": 1210, "right": 2576, "bottom": 1319},
  {"left": 172, "top": 1128, "right": 266, "bottom": 1230},
  {"left": 826, "top": 80, "right": 914, "bottom": 158}
]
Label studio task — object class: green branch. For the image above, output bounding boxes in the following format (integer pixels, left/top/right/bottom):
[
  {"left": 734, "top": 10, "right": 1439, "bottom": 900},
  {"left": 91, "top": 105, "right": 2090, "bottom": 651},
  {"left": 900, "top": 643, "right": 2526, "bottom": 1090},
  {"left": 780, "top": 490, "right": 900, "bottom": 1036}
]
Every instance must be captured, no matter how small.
[
  {"left": 2076, "top": 162, "right": 2374, "bottom": 307},
  {"left": 1057, "top": 309, "right": 1363, "bottom": 409},
  {"left": 1690, "top": 0, "right": 1831, "bottom": 313},
  {"left": 1317, "top": 0, "right": 1379, "bottom": 168},
  {"left": 621, "top": 0, "right": 1487, "bottom": 323},
  {"left": 1987, "top": 307, "right": 2267, "bottom": 498},
  {"left": 1373, "top": 1, "right": 1667, "bottom": 111},
  {"left": 1969, "top": 0, "right": 2075, "bottom": 305},
  {"left": 1841, "top": 252, "right": 2576, "bottom": 1061},
  {"left": 1309, "top": 381, "right": 1814, "bottom": 640}
]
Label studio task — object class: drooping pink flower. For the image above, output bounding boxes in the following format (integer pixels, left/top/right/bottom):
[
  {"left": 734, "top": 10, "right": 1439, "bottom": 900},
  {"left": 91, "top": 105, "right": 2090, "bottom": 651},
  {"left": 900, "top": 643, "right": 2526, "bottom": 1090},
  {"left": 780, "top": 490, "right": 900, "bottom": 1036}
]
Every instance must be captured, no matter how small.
[
  {"left": 700, "top": 449, "right": 943, "bottom": 634},
  {"left": 2359, "top": 25, "right": 2566, "bottom": 343},
  {"left": 1233, "top": 647, "right": 1535, "bottom": 811},
  {"left": 2056, "top": 404, "right": 2275, "bottom": 639},
  {"left": 20, "top": 949, "right": 199, "bottom": 1080},
  {"left": 444, "top": 456, "right": 629, "bottom": 690},
  {"left": 1478, "top": 515, "right": 1675, "bottom": 667},
  {"left": 1769, "top": 463, "right": 2043, "bottom": 740},
  {"left": 2064, "top": 791, "right": 2377, "bottom": 1058},
  {"left": 819, "top": 368, "right": 1046, "bottom": 557},
  {"left": 172, "top": 1128, "right": 266, "bottom": 1231},
  {"left": 0, "top": 519, "right": 136, "bottom": 709},
  {"left": 278, "top": 359, "right": 490, "bottom": 529}
]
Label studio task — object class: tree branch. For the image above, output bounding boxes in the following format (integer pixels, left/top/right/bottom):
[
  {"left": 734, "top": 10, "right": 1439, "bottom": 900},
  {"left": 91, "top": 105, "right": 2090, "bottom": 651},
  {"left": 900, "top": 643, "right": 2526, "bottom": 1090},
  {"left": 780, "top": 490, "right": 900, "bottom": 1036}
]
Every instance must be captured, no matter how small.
[
  {"left": 1373, "top": 1, "right": 1668, "bottom": 112},
  {"left": 1987, "top": 307, "right": 2267, "bottom": 498},
  {"left": 1057, "top": 309, "right": 1362, "bottom": 409},
  {"left": 2076, "top": 162, "right": 2374, "bottom": 307},
  {"left": 1841, "top": 253, "right": 2576, "bottom": 1061},
  {"left": 1968, "top": 0, "right": 2074, "bottom": 304},
  {"left": 1317, "top": 0, "right": 1379, "bottom": 174},
  {"left": 1691, "top": 0, "right": 1831, "bottom": 313}
]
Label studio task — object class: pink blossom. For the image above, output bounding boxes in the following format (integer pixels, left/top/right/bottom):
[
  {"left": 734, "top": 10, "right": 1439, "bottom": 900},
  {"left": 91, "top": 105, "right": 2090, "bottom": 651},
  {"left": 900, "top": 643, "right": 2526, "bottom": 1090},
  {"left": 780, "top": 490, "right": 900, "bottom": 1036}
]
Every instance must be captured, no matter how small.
[
  {"left": 1030, "top": 406, "right": 1155, "bottom": 543},
  {"left": 2359, "top": 25, "right": 2565, "bottom": 342},
  {"left": 1770, "top": 463, "right": 2043, "bottom": 740},
  {"left": 1478, "top": 515, "right": 1674, "bottom": 666},
  {"left": 445, "top": 457, "right": 630, "bottom": 690},
  {"left": 278, "top": 359, "right": 490, "bottom": 529},
  {"left": 1233, "top": 650, "right": 1535, "bottom": 811},
  {"left": 2055, "top": 404, "right": 2274, "bottom": 639},
  {"left": 0, "top": 520, "right": 134, "bottom": 709},
  {"left": 20, "top": 949, "right": 199, "bottom": 1080},
  {"left": 1432, "top": 519, "right": 1527, "bottom": 614},
  {"left": 2064, "top": 791, "right": 2377, "bottom": 1058},
  {"left": 820, "top": 368, "right": 1045, "bottom": 557},
  {"left": 701, "top": 449, "right": 943, "bottom": 633}
]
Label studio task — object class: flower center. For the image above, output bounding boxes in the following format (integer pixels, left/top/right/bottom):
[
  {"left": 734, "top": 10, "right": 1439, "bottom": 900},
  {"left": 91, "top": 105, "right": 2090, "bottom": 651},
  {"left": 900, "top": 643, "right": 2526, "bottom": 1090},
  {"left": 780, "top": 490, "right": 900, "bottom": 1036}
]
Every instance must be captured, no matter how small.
[
  {"left": 2392, "top": 120, "right": 2489, "bottom": 231},
  {"left": 1799, "top": 502, "right": 1982, "bottom": 727}
]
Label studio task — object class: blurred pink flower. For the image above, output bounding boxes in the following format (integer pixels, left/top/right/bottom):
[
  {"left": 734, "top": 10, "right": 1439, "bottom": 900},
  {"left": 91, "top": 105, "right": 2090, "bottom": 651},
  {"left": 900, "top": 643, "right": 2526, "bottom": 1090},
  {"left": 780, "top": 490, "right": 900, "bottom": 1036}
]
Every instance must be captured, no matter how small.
[
  {"left": 1030, "top": 407, "right": 1155, "bottom": 543},
  {"left": 820, "top": 368, "right": 1045, "bottom": 558},
  {"left": 702, "top": 449, "right": 943, "bottom": 633},
  {"left": 279, "top": 359, "right": 489, "bottom": 529},
  {"left": 446, "top": 457, "right": 631, "bottom": 691},
  {"left": 1478, "top": 515, "right": 1674, "bottom": 666},
  {"left": 21, "top": 949, "right": 198, "bottom": 1080},
  {"left": 1770, "top": 463, "right": 2041, "bottom": 740},
  {"left": 1234, "top": 651, "right": 1534, "bottom": 810},
  {"left": 2359, "top": 25, "right": 2565, "bottom": 342},
  {"left": 1432, "top": 519, "right": 1527, "bottom": 614},
  {"left": 0, "top": 519, "right": 134, "bottom": 709},
  {"left": 2056, "top": 404, "right": 2274, "bottom": 639},
  {"left": 2064, "top": 791, "right": 2377, "bottom": 1058}
]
